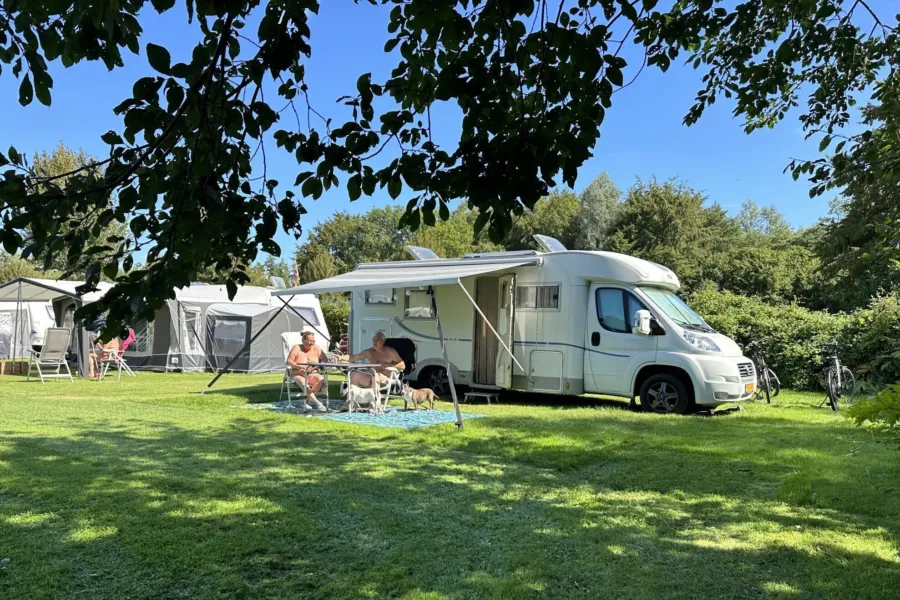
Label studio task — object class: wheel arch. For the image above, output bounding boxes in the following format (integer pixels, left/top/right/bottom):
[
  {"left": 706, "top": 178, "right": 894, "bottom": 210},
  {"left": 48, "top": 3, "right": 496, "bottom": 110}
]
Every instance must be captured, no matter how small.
[{"left": 633, "top": 364, "right": 696, "bottom": 405}]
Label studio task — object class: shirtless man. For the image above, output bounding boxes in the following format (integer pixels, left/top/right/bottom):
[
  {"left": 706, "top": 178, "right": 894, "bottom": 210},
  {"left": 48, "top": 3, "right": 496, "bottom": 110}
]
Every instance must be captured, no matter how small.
[
  {"left": 286, "top": 331, "right": 328, "bottom": 411},
  {"left": 342, "top": 332, "right": 405, "bottom": 389}
]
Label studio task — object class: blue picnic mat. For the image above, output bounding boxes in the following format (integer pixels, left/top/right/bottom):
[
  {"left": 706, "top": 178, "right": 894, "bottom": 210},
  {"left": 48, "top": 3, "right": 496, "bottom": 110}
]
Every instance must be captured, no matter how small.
[
  {"left": 240, "top": 400, "right": 486, "bottom": 429},
  {"left": 315, "top": 406, "right": 486, "bottom": 429}
]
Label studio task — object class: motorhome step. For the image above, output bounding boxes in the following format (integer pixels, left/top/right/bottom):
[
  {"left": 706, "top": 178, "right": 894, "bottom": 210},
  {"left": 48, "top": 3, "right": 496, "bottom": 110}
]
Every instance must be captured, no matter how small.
[{"left": 464, "top": 392, "right": 499, "bottom": 405}]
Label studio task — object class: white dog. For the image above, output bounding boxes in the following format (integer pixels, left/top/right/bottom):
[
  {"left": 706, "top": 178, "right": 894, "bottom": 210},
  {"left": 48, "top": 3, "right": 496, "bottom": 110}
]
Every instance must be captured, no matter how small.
[{"left": 342, "top": 384, "right": 384, "bottom": 414}]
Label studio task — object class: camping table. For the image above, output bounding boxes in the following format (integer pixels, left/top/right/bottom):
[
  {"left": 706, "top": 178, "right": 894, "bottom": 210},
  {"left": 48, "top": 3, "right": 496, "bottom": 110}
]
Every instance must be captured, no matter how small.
[{"left": 295, "top": 361, "right": 382, "bottom": 410}]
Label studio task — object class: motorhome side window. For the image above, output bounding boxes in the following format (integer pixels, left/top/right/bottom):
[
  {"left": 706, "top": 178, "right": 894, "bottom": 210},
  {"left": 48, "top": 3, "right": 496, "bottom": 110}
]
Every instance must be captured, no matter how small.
[
  {"left": 516, "top": 284, "right": 560, "bottom": 309},
  {"left": 596, "top": 289, "right": 648, "bottom": 333},
  {"left": 365, "top": 288, "right": 395, "bottom": 305},
  {"left": 404, "top": 289, "right": 434, "bottom": 319}
]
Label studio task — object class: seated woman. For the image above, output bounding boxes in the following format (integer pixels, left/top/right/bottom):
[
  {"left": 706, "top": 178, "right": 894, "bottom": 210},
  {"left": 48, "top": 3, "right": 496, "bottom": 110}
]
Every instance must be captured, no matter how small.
[
  {"left": 88, "top": 335, "right": 120, "bottom": 378},
  {"left": 286, "top": 331, "right": 328, "bottom": 411}
]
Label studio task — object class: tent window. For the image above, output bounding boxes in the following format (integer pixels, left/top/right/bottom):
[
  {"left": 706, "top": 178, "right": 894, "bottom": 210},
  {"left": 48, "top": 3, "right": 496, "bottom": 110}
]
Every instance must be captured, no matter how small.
[
  {"left": 211, "top": 319, "right": 248, "bottom": 356},
  {"left": 365, "top": 288, "right": 395, "bottom": 305},
  {"left": 183, "top": 309, "right": 203, "bottom": 354},
  {"left": 404, "top": 289, "right": 434, "bottom": 319},
  {"left": 132, "top": 320, "right": 153, "bottom": 353},
  {"left": 516, "top": 285, "right": 560, "bottom": 310},
  {"left": 291, "top": 306, "right": 320, "bottom": 327},
  {"left": 0, "top": 312, "right": 11, "bottom": 358}
]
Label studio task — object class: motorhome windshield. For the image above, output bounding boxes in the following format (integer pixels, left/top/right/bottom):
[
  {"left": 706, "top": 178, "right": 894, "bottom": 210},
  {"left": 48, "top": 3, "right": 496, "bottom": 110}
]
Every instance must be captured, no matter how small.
[{"left": 639, "top": 287, "right": 715, "bottom": 333}]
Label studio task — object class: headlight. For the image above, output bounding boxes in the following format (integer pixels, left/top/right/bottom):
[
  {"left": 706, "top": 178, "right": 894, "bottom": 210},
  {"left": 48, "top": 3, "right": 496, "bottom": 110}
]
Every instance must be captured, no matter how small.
[{"left": 683, "top": 331, "right": 720, "bottom": 352}]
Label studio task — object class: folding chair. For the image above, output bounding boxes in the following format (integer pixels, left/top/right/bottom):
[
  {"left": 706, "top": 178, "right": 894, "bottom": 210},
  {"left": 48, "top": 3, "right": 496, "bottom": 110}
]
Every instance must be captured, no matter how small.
[
  {"left": 280, "top": 332, "right": 331, "bottom": 409},
  {"left": 381, "top": 337, "right": 417, "bottom": 409},
  {"left": 99, "top": 328, "right": 137, "bottom": 382},
  {"left": 26, "top": 328, "right": 75, "bottom": 384}
]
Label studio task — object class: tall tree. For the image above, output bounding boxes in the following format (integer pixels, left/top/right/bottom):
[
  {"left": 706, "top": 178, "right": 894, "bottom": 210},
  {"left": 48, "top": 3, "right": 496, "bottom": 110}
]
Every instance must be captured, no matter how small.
[
  {"left": 0, "top": 1, "right": 896, "bottom": 331},
  {"left": 263, "top": 255, "right": 290, "bottom": 282},
  {"left": 412, "top": 206, "right": 502, "bottom": 258},
  {"left": 607, "top": 179, "right": 740, "bottom": 291},
  {"left": 28, "top": 143, "right": 127, "bottom": 274},
  {"left": 505, "top": 190, "right": 581, "bottom": 250},
  {"left": 573, "top": 172, "right": 621, "bottom": 251}
]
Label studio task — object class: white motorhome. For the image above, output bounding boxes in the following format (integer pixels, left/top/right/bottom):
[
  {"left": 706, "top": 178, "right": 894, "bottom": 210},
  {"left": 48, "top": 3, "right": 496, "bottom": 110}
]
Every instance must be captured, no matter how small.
[{"left": 274, "top": 236, "right": 756, "bottom": 413}]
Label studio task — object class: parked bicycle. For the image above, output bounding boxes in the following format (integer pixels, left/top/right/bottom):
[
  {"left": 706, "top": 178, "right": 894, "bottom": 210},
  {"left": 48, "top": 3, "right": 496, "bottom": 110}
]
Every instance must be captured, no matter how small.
[
  {"left": 745, "top": 340, "right": 780, "bottom": 404},
  {"left": 820, "top": 341, "right": 856, "bottom": 411}
]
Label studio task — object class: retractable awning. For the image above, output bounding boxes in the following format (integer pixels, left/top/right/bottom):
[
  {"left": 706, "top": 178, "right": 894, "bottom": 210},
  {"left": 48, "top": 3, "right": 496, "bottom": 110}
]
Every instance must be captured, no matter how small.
[{"left": 272, "top": 257, "right": 541, "bottom": 296}]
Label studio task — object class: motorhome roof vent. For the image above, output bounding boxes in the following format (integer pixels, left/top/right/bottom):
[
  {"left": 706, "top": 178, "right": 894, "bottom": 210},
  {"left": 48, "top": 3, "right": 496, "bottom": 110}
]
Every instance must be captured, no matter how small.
[
  {"left": 405, "top": 245, "right": 440, "bottom": 260},
  {"left": 269, "top": 276, "right": 287, "bottom": 290},
  {"left": 463, "top": 250, "right": 539, "bottom": 259},
  {"left": 533, "top": 234, "right": 567, "bottom": 253}
]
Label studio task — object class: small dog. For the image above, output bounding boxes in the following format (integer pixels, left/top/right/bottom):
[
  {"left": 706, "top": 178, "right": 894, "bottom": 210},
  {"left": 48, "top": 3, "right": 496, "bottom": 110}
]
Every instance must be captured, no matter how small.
[
  {"left": 401, "top": 383, "right": 436, "bottom": 411},
  {"left": 343, "top": 384, "right": 384, "bottom": 414}
]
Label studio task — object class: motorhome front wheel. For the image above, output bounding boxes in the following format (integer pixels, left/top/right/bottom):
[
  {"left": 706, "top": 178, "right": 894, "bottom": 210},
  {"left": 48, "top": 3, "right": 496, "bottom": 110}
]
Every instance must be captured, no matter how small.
[{"left": 638, "top": 374, "right": 691, "bottom": 414}]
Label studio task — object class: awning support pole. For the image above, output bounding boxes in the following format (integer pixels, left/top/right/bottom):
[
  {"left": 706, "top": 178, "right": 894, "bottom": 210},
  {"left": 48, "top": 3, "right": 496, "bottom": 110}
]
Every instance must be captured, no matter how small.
[
  {"left": 430, "top": 286, "right": 463, "bottom": 430},
  {"left": 456, "top": 280, "right": 524, "bottom": 373},
  {"left": 204, "top": 299, "right": 290, "bottom": 391},
  {"left": 12, "top": 280, "right": 22, "bottom": 361}
]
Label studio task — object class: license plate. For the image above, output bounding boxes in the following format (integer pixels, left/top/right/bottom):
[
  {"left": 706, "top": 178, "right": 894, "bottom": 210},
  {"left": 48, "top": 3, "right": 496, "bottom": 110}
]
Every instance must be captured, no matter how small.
[{"left": 745, "top": 383, "right": 755, "bottom": 394}]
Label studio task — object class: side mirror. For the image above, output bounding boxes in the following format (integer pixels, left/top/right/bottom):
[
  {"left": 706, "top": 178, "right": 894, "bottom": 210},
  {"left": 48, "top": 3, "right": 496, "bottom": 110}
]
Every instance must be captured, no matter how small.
[{"left": 633, "top": 310, "right": 652, "bottom": 336}]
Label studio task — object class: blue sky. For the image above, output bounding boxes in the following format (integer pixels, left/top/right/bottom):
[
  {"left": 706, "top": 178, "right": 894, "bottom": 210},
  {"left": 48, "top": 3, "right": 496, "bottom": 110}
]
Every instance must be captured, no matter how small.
[{"left": 2, "top": 0, "right": 881, "bottom": 263}]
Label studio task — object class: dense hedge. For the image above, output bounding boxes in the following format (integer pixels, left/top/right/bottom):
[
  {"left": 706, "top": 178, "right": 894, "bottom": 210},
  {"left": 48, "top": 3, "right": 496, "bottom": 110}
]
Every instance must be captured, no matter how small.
[
  {"left": 689, "top": 286, "right": 851, "bottom": 389},
  {"left": 689, "top": 287, "right": 900, "bottom": 390}
]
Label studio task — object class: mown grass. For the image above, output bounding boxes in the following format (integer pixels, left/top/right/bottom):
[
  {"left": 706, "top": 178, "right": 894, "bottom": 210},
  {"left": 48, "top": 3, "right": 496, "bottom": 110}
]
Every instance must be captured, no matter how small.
[{"left": 0, "top": 372, "right": 898, "bottom": 599}]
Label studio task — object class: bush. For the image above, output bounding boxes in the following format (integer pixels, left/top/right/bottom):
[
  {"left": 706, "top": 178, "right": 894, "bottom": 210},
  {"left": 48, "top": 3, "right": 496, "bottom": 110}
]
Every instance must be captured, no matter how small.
[
  {"left": 319, "top": 293, "right": 350, "bottom": 347},
  {"left": 688, "top": 285, "right": 852, "bottom": 389},
  {"left": 843, "top": 293, "right": 900, "bottom": 387},
  {"left": 847, "top": 383, "right": 900, "bottom": 432}
]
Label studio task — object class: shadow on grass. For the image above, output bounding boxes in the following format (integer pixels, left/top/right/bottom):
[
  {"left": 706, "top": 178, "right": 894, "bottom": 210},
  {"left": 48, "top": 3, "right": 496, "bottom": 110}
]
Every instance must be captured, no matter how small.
[{"left": 0, "top": 411, "right": 898, "bottom": 599}]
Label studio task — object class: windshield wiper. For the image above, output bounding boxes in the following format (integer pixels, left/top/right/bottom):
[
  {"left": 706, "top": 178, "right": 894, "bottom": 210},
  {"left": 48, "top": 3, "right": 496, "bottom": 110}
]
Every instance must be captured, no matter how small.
[{"left": 682, "top": 322, "right": 716, "bottom": 334}]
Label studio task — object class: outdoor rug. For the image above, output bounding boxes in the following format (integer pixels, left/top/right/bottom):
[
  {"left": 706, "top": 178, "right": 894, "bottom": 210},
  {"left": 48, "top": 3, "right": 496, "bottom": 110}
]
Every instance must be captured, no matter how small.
[{"left": 240, "top": 400, "right": 487, "bottom": 430}]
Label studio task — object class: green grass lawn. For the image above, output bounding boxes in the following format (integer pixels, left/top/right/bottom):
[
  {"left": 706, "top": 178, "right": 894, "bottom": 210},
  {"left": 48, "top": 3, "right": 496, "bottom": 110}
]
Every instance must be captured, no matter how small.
[{"left": 0, "top": 372, "right": 898, "bottom": 599}]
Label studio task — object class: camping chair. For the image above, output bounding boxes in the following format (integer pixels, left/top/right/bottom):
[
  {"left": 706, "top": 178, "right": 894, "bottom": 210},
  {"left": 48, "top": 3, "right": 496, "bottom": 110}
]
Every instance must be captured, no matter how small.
[
  {"left": 26, "top": 328, "right": 74, "bottom": 384},
  {"left": 98, "top": 328, "right": 137, "bottom": 382},
  {"left": 382, "top": 337, "right": 417, "bottom": 409},
  {"left": 280, "top": 332, "right": 331, "bottom": 409}
]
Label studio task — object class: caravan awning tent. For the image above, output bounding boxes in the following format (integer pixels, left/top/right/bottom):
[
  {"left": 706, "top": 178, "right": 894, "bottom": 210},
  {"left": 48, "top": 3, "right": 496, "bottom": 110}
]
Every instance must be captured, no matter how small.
[
  {"left": 271, "top": 257, "right": 541, "bottom": 296},
  {"left": 0, "top": 278, "right": 112, "bottom": 377}
]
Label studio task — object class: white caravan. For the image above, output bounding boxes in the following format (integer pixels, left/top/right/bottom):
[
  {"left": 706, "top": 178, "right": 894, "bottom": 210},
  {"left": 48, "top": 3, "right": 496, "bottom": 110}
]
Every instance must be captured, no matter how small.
[{"left": 274, "top": 236, "right": 756, "bottom": 413}]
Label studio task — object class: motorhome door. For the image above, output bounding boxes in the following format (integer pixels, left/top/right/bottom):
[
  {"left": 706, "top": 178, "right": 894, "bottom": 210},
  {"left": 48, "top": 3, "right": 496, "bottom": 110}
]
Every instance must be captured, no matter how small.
[{"left": 495, "top": 274, "right": 516, "bottom": 388}]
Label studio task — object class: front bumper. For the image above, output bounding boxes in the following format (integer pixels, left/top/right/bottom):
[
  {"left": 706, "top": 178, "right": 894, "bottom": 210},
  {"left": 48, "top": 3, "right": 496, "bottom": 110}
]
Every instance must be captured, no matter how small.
[{"left": 689, "top": 355, "right": 757, "bottom": 406}]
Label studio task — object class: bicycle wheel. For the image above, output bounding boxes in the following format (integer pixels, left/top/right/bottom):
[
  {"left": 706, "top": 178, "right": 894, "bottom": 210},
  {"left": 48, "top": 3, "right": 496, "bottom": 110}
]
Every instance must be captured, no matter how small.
[
  {"left": 767, "top": 368, "right": 781, "bottom": 397},
  {"left": 826, "top": 368, "right": 840, "bottom": 411},
  {"left": 841, "top": 367, "right": 856, "bottom": 404},
  {"left": 761, "top": 368, "right": 771, "bottom": 404}
]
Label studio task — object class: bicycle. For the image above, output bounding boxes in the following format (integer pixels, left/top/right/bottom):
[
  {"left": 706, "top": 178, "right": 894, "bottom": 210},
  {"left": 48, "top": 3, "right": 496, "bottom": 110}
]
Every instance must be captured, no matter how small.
[
  {"left": 745, "top": 340, "right": 780, "bottom": 404},
  {"left": 819, "top": 341, "right": 856, "bottom": 411}
]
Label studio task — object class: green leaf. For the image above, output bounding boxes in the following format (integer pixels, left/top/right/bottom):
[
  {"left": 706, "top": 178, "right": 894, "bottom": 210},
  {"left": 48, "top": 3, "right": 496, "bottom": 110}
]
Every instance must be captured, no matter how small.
[
  {"left": 18, "top": 74, "right": 33, "bottom": 106},
  {"left": 607, "top": 67, "right": 623, "bottom": 87},
  {"left": 151, "top": 0, "right": 177, "bottom": 11},
  {"left": 384, "top": 38, "right": 399, "bottom": 52},
  {"left": 387, "top": 175, "right": 402, "bottom": 199},
  {"left": 146, "top": 43, "right": 172, "bottom": 74},
  {"left": 301, "top": 177, "right": 322, "bottom": 199},
  {"left": 348, "top": 174, "right": 361, "bottom": 201},
  {"left": 439, "top": 201, "right": 450, "bottom": 221},
  {"left": 473, "top": 210, "right": 490, "bottom": 235},
  {"left": 101, "top": 131, "right": 124, "bottom": 145},
  {"left": 818, "top": 135, "right": 832, "bottom": 152}
]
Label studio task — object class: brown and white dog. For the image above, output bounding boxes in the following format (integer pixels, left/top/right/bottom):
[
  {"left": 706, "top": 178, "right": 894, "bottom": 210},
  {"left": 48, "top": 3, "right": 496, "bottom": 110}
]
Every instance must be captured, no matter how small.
[{"left": 401, "top": 383, "right": 436, "bottom": 411}]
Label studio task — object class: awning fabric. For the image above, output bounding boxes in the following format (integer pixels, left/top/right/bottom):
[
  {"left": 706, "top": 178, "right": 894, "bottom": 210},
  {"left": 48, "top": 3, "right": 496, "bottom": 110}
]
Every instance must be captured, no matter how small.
[
  {"left": 0, "top": 278, "right": 111, "bottom": 302},
  {"left": 273, "top": 258, "right": 540, "bottom": 296}
]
